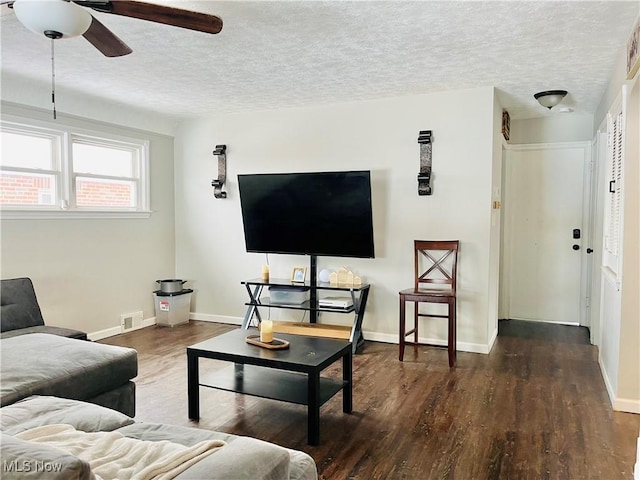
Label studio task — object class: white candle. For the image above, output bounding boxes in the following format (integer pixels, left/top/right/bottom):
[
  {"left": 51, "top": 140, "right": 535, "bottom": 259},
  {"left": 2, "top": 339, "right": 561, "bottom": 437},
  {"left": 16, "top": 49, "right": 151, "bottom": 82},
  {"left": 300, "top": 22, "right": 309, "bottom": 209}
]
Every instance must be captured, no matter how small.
[
  {"left": 261, "top": 265, "right": 270, "bottom": 281},
  {"left": 260, "top": 320, "right": 273, "bottom": 343}
]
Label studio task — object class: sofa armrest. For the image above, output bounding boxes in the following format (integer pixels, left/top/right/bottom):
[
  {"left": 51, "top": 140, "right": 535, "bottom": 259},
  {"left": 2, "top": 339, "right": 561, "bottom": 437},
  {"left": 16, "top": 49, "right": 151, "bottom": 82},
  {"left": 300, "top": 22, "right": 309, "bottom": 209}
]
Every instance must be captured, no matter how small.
[{"left": 0, "top": 433, "right": 94, "bottom": 480}]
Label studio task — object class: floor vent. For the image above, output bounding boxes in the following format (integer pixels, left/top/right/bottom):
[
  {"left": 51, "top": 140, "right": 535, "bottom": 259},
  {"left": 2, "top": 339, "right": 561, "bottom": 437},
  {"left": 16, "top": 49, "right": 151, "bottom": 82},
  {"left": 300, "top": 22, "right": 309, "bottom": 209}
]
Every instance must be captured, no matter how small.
[{"left": 120, "top": 311, "right": 144, "bottom": 332}]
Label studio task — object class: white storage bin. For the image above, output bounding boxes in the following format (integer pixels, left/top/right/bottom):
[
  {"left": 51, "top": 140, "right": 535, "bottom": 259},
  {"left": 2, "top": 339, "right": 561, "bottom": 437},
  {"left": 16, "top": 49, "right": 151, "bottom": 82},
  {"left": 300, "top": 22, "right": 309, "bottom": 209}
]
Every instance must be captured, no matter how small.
[
  {"left": 268, "top": 286, "right": 310, "bottom": 305},
  {"left": 154, "top": 289, "right": 193, "bottom": 327}
]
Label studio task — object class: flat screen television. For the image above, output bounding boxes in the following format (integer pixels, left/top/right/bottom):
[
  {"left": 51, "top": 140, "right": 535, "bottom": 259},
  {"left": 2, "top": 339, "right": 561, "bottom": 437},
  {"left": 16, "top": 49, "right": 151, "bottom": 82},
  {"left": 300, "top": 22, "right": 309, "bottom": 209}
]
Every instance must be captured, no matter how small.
[{"left": 237, "top": 170, "right": 375, "bottom": 258}]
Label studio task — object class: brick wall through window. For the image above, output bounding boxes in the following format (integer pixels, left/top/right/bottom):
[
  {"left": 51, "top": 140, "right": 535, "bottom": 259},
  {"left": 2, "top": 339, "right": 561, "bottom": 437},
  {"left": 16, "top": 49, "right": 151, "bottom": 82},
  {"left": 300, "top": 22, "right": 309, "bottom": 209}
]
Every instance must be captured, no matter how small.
[
  {"left": 76, "top": 179, "right": 134, "bottom": 207},
  {"left": 1, "top": 174, "right": 133, "bottom": 207},
  {"left": 0, "top": 174, "right": 54, "bottom": 205}
]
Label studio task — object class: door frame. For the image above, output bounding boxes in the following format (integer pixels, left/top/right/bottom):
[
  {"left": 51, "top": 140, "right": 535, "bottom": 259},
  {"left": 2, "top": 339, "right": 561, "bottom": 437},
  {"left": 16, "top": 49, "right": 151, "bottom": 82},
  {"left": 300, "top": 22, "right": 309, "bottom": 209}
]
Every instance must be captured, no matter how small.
[
  {"left": 586, "top": 131, "right": 608, "bottom": 346},
  {"left": 500, "top": 141, "right": 593, "bottom": 327}
]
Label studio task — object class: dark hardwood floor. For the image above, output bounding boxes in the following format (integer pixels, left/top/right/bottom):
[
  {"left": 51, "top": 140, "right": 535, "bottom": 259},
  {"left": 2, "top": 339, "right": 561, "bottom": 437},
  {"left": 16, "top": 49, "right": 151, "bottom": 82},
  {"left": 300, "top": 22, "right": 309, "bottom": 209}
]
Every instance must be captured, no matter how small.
[{"left": 100, "top": 320, "right": 640, "bottom": 479}]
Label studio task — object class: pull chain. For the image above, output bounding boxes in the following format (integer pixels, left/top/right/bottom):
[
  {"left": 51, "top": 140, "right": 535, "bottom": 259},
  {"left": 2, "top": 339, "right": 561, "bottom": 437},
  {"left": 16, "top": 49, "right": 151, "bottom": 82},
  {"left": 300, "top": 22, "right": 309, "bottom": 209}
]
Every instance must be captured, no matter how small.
[{"left": 51, "top": 37, "right": 57, "bottom": 120}]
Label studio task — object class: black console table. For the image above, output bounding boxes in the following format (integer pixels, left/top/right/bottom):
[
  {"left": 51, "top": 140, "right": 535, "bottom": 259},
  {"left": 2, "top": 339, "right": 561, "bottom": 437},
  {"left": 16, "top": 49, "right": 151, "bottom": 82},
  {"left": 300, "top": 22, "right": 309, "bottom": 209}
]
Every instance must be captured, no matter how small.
[{"left": 241, "top": 277, "right": 370, "bottom": 353}]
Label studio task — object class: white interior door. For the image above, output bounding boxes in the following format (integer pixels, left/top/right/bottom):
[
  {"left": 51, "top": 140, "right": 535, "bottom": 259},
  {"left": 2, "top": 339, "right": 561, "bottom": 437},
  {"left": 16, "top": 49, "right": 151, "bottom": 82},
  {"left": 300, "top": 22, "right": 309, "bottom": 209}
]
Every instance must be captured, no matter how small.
[{"left": 504, "top": 144, "right": 589, "bottom": 325}]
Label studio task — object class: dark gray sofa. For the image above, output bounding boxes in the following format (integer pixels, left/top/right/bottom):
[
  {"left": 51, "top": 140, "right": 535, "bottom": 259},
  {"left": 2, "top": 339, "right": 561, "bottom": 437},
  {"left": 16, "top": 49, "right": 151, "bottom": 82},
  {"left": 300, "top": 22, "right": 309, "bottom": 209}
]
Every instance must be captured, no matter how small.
[
  {"left": 1, "top": 396, "right": 317, "bottom": 480},
  {"left": 0, "top": 277, "right": 87, "bottom": 340},
  {"left": 0, "top": 277, "right": 137, "bottom": 415},
  {"left": 1, "top": 333, "right": 137, "bottom": 416}
]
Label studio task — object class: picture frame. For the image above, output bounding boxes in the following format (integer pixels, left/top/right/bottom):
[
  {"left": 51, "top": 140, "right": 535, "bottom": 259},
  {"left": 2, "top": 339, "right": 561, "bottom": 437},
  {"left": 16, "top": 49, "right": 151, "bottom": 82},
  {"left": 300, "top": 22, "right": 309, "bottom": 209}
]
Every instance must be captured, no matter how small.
[
  {"left": 502, "top": 109, "right": 510, "bottom": 141},
  {"left": 291, "top": 266, "right": 307, "bottom": 283}
]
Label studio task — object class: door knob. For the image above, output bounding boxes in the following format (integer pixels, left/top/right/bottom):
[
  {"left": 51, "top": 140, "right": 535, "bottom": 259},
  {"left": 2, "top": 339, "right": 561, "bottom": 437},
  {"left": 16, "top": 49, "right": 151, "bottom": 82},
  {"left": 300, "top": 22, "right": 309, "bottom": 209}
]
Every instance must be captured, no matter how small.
[
  {"left": 586, "top": 248, "right": 594, "bottom": 254},
  {"left": 572, "top": 244, "right": 580, "bottom": 251}
]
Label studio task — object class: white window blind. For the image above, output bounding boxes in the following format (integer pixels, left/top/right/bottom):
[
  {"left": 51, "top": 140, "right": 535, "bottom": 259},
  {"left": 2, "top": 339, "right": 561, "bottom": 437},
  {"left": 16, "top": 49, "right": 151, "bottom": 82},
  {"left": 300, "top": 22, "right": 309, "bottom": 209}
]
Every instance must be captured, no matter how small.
[{"left": 603, "top": 109, "right": 624, "bottom": 273}]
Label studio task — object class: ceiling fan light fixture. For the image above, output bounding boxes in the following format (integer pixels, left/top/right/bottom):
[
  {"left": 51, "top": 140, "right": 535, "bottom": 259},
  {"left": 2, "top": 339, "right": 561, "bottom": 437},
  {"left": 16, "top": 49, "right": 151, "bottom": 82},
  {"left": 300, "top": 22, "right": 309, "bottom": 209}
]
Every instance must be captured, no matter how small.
[
  {"left": 534, "top": 90, "right": 568, "bottom": 109},
  {"left": 13, "top": 0, "right": 92, "bottom": 39}
]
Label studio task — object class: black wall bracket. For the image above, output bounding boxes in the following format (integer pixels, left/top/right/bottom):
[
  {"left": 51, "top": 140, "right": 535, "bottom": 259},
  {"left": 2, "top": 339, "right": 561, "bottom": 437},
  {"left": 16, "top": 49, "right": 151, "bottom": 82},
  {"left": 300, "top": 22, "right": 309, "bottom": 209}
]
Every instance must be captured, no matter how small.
[
  {"left": 417, "top": 130, "right": 433, "bottom": 196},
  {"left": 211, "top": 144, "right": 227, "bottom": 199}
]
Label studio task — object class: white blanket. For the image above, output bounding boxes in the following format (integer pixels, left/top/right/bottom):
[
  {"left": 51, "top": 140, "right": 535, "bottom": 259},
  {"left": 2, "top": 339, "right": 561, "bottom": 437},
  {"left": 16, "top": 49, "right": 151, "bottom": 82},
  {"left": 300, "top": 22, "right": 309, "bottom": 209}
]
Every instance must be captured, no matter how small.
[{"left": 16, "top": 424, "right": 225, "bottom": 480}]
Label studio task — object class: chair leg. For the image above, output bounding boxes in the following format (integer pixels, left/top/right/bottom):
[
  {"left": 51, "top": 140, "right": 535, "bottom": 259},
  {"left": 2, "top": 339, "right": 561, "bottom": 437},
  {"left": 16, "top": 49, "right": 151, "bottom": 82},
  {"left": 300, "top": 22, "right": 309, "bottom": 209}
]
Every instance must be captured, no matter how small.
[
  {"left": 448, "top": 298, "right": 457, "bottom": 368},
  {"left": 413, "top": 302, "right": 419, "bottom": 344},
  {"left": 399, "top": 296, "right": 406, "bottom": 361}
]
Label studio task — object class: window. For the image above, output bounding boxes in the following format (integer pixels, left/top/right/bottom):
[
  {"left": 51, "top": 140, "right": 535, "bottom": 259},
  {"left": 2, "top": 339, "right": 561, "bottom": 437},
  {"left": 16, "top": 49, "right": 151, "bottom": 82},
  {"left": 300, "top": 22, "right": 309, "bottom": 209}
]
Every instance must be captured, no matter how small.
[
  {"left": 1, "top": 118, "right": 149, "bottom": 218},
  {"left": 71, "top": 136, "right": 140, "bottom": 209},
  {"left": 0, "top": 125, "right": 61, "bottom": 208}
]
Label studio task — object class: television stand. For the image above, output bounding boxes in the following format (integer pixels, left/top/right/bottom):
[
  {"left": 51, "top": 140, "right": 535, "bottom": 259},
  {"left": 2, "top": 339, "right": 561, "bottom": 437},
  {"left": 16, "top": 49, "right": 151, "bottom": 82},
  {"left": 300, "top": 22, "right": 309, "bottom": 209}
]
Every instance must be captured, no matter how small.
[{"left": 240, "top": 275, "right": 370, "bottom": 354}]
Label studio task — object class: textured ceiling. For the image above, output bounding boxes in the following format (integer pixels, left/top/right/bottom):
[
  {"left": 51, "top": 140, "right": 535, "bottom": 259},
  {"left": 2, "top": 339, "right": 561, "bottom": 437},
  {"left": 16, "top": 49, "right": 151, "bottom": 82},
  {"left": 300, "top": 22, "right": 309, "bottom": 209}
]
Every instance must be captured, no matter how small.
[{"left": 1, "top": 1, "right": 638, "bottom": 122}]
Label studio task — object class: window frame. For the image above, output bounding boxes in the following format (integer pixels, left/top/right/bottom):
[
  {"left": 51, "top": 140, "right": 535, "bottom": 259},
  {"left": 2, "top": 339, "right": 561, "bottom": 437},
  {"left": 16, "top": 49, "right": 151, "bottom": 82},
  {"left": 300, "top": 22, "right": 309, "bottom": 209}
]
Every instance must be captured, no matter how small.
[
  {"left": 1, "top": 115, "right": 151, "bottom": 219},
  {"left": 0, "top": 122, "right": 63, "bottom": 211}
]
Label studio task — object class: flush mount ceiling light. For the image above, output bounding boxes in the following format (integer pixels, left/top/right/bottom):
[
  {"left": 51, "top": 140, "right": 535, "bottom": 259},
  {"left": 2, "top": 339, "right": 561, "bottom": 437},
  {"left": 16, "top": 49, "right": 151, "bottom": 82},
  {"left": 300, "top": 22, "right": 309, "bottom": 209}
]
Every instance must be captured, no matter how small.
[
  {"left": 13, "top": 0, "right": 92, "bottom": 39},
  {"left": 534, "top": 90, "right": 568, "bottom": 109}
]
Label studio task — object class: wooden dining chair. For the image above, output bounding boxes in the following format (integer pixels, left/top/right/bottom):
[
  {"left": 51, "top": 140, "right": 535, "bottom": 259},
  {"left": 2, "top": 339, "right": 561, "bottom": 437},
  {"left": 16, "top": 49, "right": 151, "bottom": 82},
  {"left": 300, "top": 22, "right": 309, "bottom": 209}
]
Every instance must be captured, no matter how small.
[{"left": 399, "top": 240, "right": 459, "bottom": 367}]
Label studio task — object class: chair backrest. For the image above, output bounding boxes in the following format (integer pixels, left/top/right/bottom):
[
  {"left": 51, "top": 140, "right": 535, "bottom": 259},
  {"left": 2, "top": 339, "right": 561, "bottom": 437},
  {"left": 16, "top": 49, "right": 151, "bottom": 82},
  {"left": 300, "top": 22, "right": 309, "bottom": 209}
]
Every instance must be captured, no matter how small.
[
  {"left": 0, "top": 277, "right": 46, "bottom": 332},
  {"left": 413, "top": 240, "right": 459, "bottom": 293}
]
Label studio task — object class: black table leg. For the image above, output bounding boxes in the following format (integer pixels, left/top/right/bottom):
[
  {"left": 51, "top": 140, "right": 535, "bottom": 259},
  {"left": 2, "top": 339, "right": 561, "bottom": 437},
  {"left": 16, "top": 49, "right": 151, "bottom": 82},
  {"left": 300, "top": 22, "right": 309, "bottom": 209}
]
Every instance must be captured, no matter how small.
[
  {"left": 343, "top": 349, "right": 353, "bottom": 413},
  {"left": 241, "top": 285, "right": 264, "bottom": 328},
  {"left": 351, "top": 287, "right": 370, "bottom": 353},
  {"left": 307, "top": 371, "right": 320, "bottom": 445},
  {"left": 187, "top": 352, "right": 200, "bottom": 420}
]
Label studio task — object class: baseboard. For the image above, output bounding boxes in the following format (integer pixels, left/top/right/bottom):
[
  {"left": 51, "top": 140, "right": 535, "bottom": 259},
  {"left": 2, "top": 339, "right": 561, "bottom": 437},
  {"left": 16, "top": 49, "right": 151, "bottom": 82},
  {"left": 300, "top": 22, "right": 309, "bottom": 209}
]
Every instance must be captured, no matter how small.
[
  {"left": 88, "top": 316, "right": 156, "bottom": 341},
  {"left": 487, "top": 326, "right": 498, "bottom": 352},
  {"left": 505, "top": 317, "right": 580, "bottom": 327},
  {"left": 597, "top": 351, "right": 640, "bottom": 414},
  {"left": 613, "top": 397, "right": 640, "bottom": 414},
  {"left": 362, "top": 330, "right": 491, "bottom": 354},
  {"left": 598, "top": 352, "right": 617, "bottom": 407},
  {"left": 189, "top": 313, "right": 492, "bottom": 353}
]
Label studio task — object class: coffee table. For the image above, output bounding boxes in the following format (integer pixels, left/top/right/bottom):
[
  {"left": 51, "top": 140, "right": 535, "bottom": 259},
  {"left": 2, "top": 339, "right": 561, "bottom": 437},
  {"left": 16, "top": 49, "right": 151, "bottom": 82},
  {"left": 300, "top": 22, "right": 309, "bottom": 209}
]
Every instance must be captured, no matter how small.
[{"left": 187, "top": 328, "right": 352, "bottom": 445}]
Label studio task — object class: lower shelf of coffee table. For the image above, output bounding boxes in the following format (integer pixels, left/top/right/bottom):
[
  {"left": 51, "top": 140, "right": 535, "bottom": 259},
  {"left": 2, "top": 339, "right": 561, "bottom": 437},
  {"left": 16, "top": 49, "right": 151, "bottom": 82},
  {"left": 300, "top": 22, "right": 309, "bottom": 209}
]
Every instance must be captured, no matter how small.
[{"left": 199, "top": 364, "right": 346, "bottom": 406}]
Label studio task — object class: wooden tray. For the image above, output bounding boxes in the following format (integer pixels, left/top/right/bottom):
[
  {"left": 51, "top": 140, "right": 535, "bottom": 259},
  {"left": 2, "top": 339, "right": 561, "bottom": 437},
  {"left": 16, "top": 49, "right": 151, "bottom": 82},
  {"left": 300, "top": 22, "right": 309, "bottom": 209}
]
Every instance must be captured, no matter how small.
[{"left": 246, "top": 334, "right": 290, "bottom": 350}]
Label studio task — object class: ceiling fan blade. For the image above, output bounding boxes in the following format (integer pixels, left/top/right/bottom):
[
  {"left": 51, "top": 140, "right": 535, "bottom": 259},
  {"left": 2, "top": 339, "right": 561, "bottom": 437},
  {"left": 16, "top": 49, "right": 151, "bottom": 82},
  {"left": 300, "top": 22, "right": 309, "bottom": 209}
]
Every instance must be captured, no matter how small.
[
  {"left": 83, "top": 15, "right": 132, "bottom": 57},
  {"left": 76, "top": 1, "right": 223, "bottom": 35}
]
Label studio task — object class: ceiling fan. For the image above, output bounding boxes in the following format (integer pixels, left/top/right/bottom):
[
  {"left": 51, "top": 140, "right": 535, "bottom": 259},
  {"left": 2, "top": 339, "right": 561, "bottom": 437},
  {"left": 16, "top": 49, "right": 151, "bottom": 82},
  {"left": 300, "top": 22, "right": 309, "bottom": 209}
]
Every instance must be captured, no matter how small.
[{"left": 6, "top": 0, "right": 223, "bottom": 57}]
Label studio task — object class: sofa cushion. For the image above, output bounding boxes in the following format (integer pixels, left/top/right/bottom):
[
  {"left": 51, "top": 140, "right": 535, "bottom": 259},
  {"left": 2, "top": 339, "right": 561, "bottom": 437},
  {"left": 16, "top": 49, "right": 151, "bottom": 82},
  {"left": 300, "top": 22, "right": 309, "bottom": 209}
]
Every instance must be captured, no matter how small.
[
  {"left": 117, "top": 423, "right": 317, "bottom": 480},
  {"left": 1, "top": 396, "right": 134, "bottom": 436},
  {"left": 86, "top": 382, "right": 136, "bottom": 418},
  {"left": 0, "top": 433, "right": 93, "bottom": 480},
  {"left": 0, "top": 333, "right": 137, "bottom": 407},
  {"left": 0, "top": 396, "right": 317, "bottom": 480},
  {"left": 0, "top": 278, "right": 45, "bottom": 332},
  {"left": 0, "top": 325, "right": 87, "bottom": 340}
]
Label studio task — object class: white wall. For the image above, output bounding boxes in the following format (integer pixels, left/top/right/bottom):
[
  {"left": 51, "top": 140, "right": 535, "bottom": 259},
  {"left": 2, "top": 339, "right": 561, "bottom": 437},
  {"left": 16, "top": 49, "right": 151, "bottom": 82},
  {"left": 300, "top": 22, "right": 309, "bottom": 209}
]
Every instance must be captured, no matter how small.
[
  {"left": 1, "top": 74, "right": 178, "bottom": 136},
  {"left": 595, "top": 48, "right": 629, "bottom": 136},
  {"left": 510, "top": 114, "right": 593, "bottom": 144},
  {"left": 174, "top": 87, "right": 499, "bottom": 352},
  {"left": 596, "top": 54, "right": 640, "bottom": 414},
  {"left": 0, "top": 103, "right": 177, "bottom": 337},
  {"left": 617, "top": 75, "right": 639, "bottom": 410}
]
